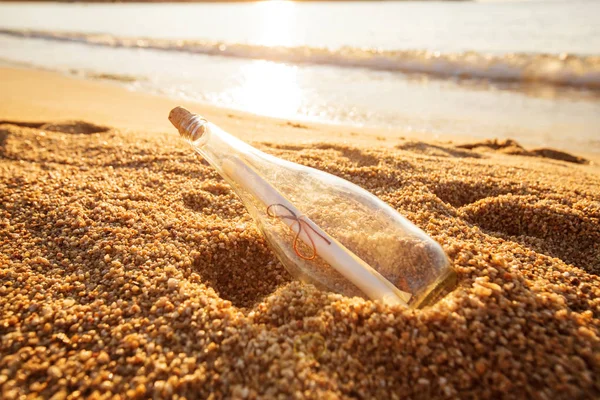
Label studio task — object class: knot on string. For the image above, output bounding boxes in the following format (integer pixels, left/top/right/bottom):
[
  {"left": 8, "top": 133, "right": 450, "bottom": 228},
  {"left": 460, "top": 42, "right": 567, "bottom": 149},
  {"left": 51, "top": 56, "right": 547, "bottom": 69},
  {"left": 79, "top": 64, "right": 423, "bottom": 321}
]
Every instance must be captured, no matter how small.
[{"left": 267, "top": 203, "right": 331, "bottom": 260}]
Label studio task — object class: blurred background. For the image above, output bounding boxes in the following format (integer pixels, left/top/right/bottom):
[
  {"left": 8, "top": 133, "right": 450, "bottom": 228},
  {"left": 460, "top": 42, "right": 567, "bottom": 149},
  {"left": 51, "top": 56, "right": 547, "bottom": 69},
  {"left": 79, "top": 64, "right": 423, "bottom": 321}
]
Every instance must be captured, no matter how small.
[{"left": 1, "top": 0, "right": 599, "bottom": 153}]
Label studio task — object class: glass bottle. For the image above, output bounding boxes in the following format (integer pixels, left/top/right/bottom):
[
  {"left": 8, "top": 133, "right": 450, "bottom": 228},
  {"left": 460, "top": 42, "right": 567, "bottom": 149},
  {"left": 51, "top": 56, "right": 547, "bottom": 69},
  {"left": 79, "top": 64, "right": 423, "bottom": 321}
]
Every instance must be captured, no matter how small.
[{"left": 170, "top": 107, "right": 456, "bottom": 308}]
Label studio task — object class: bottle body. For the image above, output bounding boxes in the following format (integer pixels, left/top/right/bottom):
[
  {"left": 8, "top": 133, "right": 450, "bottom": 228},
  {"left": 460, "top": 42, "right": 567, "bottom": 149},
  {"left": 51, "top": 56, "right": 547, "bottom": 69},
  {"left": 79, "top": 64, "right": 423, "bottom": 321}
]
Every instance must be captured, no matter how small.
[{"left": 173, "top": 109, "right": 456, "bottom": 308}]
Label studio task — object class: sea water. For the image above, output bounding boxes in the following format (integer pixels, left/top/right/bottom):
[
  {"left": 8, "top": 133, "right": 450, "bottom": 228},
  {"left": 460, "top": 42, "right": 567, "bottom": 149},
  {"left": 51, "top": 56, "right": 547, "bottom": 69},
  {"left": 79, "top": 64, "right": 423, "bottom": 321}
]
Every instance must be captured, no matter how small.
[{"left": 0, "top": 1, "right": 598, "bottom": 153}]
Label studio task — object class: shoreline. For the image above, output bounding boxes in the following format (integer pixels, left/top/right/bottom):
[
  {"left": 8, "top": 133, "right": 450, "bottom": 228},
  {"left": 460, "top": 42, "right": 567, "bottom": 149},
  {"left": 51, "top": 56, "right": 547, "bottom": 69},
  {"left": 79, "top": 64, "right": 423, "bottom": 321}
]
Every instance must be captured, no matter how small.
[
  {"left": 0, "top": 65, "right": 426, "bottom": 146},
  {"left": 1, "top": 66, "right": 599, "bottom": 167}
]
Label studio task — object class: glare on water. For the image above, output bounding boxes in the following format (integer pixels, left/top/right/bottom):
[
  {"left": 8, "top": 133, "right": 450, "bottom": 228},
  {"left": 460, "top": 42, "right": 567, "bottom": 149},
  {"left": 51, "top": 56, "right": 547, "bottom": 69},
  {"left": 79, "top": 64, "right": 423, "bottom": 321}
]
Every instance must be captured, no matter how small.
[{"left": 230, "top": 60, "right": 301, "bottom": 119}]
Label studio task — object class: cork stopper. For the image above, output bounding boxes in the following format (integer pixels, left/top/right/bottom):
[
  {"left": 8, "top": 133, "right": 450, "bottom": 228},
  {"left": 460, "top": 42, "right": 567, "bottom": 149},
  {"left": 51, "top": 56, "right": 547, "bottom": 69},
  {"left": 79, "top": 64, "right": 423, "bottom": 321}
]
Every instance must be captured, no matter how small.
[{"left": 168, "top": 106, "right": 207, "bottom": 141}]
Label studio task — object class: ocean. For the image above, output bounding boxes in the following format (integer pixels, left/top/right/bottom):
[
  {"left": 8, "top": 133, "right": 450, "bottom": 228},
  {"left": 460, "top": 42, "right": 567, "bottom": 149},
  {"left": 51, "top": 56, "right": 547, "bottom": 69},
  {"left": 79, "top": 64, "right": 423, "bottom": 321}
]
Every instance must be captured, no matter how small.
[{"left": 1, "top": 0, "right": 599, "bottom": 152}]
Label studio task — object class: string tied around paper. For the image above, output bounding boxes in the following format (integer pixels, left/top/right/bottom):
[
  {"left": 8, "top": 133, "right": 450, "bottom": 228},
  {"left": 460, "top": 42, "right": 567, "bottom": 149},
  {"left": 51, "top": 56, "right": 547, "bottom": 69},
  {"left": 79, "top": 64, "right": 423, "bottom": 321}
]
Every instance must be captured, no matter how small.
[{"left": 266, "top": 204, "right": 331, "bottom": 260}]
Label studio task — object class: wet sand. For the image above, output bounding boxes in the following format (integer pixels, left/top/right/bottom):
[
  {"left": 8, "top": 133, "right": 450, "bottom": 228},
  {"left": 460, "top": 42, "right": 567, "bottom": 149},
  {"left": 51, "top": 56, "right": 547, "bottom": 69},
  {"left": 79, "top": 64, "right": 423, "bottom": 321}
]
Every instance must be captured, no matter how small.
[{"left": 0, "top": 67, "right": 599, "bottom": 399}]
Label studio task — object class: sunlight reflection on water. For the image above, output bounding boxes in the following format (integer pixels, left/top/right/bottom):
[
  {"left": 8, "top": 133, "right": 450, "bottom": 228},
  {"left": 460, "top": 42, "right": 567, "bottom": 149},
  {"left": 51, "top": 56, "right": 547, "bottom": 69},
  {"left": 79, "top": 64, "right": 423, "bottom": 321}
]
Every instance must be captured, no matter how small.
[
  {"left": 217, "top": 1, "right": 303, "bottom": 118},
  {"left": 229, "top": 60, "right": 301, "bottom": 119}
]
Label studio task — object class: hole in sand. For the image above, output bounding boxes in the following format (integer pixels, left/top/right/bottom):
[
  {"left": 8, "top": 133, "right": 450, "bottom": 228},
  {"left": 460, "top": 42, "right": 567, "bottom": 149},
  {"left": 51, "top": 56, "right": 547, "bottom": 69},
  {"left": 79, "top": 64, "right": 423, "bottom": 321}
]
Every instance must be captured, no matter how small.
[
  {"left": 396, "top": 141, "right": 482, "bottom": 159},
  {"left": 462, "top": 195, "right": 600, "bottom": 275},
  {"left": 430, "top": 180, "right": 528, "bottom": 208},
  {"left": 192, "top": 237, "right": 290, "bottom": 308},
  {"left": 0, "top": 120, "right": 46, "bottom": 129},
  {"left": 1, "top": 120, "right": 109, "bottom": 134},
  {"left": 40, "top": 121, "right": 110, "bottom": 135},
  {"left": 457, "top": 139, "right": 588, "bottom": 164}
]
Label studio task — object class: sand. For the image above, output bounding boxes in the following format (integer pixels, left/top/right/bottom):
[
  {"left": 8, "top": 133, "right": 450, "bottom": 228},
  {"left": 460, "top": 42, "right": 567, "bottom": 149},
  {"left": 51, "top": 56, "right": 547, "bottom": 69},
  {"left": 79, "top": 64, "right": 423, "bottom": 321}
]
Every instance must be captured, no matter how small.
[{"left": 0, "top": 67, "right": 599, "bottom": 399}]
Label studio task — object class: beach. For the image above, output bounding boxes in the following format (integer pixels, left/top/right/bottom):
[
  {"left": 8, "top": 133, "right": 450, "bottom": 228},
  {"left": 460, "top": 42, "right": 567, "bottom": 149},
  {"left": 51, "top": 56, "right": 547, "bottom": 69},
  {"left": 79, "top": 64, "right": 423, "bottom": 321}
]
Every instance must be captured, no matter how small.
[{"left": 1, "top": 66, "right": 599, "bottom": 398}]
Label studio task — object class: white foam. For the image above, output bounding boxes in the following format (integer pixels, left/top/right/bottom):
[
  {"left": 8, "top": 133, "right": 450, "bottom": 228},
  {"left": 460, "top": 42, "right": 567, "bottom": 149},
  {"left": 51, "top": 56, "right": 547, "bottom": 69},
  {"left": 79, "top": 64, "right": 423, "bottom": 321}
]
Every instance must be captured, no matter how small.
[{"left": 1, "top": 28, "right": 599, "bottom": 90}]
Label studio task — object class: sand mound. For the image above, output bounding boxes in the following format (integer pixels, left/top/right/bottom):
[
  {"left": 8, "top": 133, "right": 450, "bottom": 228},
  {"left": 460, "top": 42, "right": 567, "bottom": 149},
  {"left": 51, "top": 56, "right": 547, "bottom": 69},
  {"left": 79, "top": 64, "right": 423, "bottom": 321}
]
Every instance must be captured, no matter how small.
[
  {"left": 0, "top": 120, "right": 109, "bottom": 135},
  {"left": 461, "top": 195, "right": 600, "bottom": 275},
  {"left": 1, "top": 123, "right": 599, "bottom": 399},
  {"left": 457, "top": 139, "right": 589, "bottom": 164},
  {"left": 396, "top": 141, "right": 483, "bottom": 159}
]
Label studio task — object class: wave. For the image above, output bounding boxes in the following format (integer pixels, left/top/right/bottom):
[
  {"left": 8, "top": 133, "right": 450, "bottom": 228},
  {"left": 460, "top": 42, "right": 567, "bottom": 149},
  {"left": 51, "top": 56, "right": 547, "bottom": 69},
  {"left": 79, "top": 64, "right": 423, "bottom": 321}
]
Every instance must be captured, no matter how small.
[{"left": 2, "top": 28, "right": 599, "bottom": 90}]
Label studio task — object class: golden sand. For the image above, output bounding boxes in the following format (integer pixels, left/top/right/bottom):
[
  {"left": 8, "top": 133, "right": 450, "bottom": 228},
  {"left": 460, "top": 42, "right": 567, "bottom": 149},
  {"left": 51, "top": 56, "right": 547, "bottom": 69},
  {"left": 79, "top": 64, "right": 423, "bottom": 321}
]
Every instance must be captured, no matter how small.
[{"left": 0, "top": 68, "right": 599, "bottom": 399}]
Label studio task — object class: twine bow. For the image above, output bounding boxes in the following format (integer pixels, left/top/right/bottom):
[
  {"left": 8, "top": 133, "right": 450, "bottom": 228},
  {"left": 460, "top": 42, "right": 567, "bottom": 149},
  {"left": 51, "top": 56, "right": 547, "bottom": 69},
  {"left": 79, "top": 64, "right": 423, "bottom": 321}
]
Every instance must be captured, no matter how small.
[{"left": 266, "top": 204, "right": 331, "bottom": 260}]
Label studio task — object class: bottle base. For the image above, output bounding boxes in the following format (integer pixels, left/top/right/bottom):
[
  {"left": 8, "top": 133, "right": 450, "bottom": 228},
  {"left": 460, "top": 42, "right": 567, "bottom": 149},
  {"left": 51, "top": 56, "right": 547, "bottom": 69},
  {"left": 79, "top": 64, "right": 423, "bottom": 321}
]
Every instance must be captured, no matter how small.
[{"left": 411, "top": 268, "right": 457, "bottom": 309}]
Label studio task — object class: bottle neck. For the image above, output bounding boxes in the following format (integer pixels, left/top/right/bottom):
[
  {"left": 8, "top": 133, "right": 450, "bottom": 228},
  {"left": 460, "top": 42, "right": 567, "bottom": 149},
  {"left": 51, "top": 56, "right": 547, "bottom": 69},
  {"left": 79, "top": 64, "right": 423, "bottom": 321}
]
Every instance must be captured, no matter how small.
[
  {"left": 189, "top": 121, "right": 266, "bottom": 179},
  {"left": 169, "top": 106, "right": 207, "bottom": 142}
]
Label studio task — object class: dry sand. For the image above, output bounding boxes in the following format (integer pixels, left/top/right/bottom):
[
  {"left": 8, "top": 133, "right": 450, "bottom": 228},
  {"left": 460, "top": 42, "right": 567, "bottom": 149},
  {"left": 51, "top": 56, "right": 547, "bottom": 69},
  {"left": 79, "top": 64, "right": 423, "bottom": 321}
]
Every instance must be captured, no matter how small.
[{"left": 0, "top": 67, "right": 599, "bottom": 399}]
